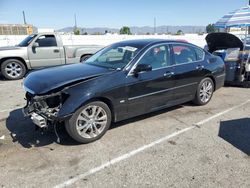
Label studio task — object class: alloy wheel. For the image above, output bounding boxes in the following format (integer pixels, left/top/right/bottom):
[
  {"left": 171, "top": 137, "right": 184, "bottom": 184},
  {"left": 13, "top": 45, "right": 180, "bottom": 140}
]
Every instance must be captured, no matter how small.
[
  {"left": 199, "top": 80, "right": 213, "bottom": 103},
  {"left": 76, "top": 105, "right": 108, "bottom": 138},
  {"left": 5, "top": 62, "right": 23, "bottom": 79}
]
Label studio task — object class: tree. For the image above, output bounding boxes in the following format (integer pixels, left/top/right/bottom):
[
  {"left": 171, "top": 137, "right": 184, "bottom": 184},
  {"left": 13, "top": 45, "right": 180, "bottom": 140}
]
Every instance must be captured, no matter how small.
[
  {"left": 120, "top": 26, "right": 132, "bottom": 35},
  {"left": 74, "top": 28, "right": 80, "bottom": 35},
  {"left": 206, "top": 24, "right": 217, "bottom": 33},
  {"left": 176, "top": 30, "right": 183, "bottom": 35}
]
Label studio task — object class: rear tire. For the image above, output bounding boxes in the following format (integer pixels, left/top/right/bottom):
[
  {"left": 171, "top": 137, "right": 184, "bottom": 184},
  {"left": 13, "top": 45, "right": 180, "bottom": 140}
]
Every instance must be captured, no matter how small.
[
  {"left": 65, "top": 101, "right": 111, "bottom": 144},
  {"left": 1, "top": 59, "right": 26, "bottom": 80},
  {"left": 80, "top": 54, "right": 92, "bottom": 62},
  {"left": 193, "top": 77, "right": 214, "bottom": 106}
]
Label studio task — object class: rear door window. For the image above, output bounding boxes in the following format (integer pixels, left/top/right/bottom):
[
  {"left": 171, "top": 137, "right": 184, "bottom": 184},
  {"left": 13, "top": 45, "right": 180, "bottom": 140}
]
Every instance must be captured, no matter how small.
[
  {"left": 172, "top": 44, "right": 196, "bottom": 65},
  {"left": 194, "top": 47, "right": 205, "bottom": 61}
]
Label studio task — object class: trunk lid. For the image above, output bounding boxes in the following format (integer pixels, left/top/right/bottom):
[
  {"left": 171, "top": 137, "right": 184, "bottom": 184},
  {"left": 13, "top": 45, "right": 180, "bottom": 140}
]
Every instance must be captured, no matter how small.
[{"left": 205, "top": 32, "right": 244, "bottom": 53}]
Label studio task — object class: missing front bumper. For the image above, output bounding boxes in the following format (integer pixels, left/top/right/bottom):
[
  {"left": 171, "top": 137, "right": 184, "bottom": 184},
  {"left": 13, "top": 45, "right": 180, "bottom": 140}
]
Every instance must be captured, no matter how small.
[{"left": 22, "top": 91, "right": 73, "bottom": 127}]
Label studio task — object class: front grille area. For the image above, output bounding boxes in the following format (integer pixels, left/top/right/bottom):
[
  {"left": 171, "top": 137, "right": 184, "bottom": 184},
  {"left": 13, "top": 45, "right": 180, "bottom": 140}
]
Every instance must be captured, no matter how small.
[{"left": 24, "top": 91, "right": 69, "bottom": 121}]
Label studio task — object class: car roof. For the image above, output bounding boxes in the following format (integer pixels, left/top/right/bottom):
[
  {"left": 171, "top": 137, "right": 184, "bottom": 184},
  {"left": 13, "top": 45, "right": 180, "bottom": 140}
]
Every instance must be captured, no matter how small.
[{"left": 115, "top": 39, "right": 188, "bottom": 48}]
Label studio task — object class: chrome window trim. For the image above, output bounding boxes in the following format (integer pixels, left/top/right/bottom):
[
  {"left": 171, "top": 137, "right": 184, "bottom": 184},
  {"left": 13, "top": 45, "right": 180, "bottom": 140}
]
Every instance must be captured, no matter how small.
[
  {"left": 127, "top": 42, "right": 205, "bottom": 77},
  {"left": 128, "top": 82, "right": 198, "bottom": 101}
]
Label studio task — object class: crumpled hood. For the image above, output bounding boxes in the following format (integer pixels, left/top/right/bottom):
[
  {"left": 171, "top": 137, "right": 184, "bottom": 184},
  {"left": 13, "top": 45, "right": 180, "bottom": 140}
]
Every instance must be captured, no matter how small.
[
  {"left": 24, "top": 63, "right": 114, "bottom": 95},
  {"left": 0, "top": 46, "right": 22, "bottom": 51},
  {"left": 205, "top": 32, "right": 244, "bottom": 53}
]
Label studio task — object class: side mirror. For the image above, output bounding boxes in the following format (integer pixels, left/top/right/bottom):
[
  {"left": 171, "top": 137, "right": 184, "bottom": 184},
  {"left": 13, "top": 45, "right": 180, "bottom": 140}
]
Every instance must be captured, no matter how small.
[
  {"left": 134, "top": 64, "right": 152, "bottom": 74},
  {"left": 32, "top": 42, "right": 39, "bottom": 48}
]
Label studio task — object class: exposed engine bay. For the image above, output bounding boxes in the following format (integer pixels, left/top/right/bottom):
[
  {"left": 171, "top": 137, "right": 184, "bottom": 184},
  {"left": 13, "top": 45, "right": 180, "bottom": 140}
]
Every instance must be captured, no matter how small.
[{"left": 23, "top": 91, "right": 69, "bottom": 129}]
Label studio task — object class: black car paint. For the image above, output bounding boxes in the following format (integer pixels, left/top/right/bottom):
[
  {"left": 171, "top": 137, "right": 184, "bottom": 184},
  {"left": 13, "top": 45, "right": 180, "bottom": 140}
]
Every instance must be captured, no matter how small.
[
  {"left": 24, "top": 63, "right": 115, "bottom": 94},
  {"left": 24, "top": 39, "right": 225, "bottom": 123}
]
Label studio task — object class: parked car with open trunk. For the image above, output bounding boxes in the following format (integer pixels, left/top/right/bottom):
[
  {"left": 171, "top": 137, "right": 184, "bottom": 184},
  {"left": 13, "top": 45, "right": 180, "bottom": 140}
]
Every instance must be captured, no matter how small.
[{"left": 205, "top": 32, "right": 250, "bottom": 87}]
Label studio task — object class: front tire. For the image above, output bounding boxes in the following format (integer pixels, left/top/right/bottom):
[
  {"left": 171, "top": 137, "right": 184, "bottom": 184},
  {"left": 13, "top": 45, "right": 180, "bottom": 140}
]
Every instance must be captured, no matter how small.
[
  {"left": 193, "top": 77, "right": 214, "bottom": 106},
  {"left": 1, "top": 59, "right": 26, "bottom": 80},
  {"left": 65, "top": 101, "right": 111, "bottom": 144}
]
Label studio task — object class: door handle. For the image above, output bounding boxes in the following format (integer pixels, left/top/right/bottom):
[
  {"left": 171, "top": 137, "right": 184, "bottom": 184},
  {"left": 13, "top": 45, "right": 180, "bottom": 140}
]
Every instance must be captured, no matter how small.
[
  {"left": 54, "top": 49, "right": 60, "bottom": 53},
  {"left": 164, "top": 71, "right": 174, "bottom": 77},
  {"left": 196, "top": 65, "right": 204, "bottom": 70}
]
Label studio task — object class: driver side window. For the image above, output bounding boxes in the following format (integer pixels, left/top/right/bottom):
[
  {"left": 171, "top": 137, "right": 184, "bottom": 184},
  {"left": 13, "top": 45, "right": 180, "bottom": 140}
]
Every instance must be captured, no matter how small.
[
  {"left": 35, "top": 35, "right": 57, "bottom": 47},
  {"left": 138, "top": 44, "right": 170, "bottom": 69}
]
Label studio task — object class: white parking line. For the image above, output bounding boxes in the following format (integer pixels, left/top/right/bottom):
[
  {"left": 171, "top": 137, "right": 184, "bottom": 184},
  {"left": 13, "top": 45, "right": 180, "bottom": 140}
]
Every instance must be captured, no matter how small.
[
  {"left": 54, "top": 99, "right": 250, "bottom": 188},
  {"left": 195, "top": 99, "right": 250, "bottom": 126},
  {"left": 54, "top": 127, "right": 194, "bottom": 188}
]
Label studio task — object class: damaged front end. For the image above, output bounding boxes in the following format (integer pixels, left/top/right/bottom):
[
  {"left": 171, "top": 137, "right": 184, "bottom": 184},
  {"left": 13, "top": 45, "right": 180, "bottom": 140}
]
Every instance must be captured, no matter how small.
[{"left": 23, "top": 90, "right": 69, "bottom": 129}]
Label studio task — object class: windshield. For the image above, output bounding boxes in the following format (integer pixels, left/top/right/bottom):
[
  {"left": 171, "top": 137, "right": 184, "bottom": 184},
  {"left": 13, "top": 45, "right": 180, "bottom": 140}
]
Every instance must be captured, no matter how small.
[
  {"left": 85, "top": 43, "right": 143, "bottom": 70},
  {"left": 18, "top": 34, "right": 37, "bottom": 47}
]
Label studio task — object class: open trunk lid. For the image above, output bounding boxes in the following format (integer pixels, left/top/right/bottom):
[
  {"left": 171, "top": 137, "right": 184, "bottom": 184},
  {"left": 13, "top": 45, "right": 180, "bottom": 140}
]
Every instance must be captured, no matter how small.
[{"left": 205, "top": 32, "right": 244, "bottom": 53}]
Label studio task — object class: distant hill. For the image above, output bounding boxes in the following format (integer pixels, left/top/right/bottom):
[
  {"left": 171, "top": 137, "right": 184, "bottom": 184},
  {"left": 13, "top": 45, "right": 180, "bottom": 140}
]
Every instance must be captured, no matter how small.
[
  {"left": 57, "top": 25, "right": 206, "bottom": 34},
  {"left": 57, "top": 27, "right": 119, "bottom": 34}
]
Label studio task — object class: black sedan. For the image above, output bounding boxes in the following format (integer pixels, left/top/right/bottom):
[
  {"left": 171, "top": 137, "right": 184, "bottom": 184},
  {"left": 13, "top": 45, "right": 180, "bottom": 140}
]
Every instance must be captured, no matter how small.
[{"left": 23, "top": 39, "right": 225, "bottom": 143}]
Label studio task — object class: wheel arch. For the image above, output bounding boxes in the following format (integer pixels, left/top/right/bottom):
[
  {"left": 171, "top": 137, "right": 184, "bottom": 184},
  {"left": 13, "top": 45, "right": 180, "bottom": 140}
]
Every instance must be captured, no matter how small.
[
  {"left": 0, "top": 57, "right": 28, "bottom": 70},
  {"left": 79, "top": 97, "right": 115, "bottom": 122},
  {"left": 80, "top": 54, "right": 92, "bottom": 62}
]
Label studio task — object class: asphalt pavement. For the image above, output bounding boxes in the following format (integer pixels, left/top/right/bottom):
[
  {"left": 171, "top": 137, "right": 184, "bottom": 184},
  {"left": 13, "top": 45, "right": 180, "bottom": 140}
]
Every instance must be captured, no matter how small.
[{"left": 0, "top": 77, "right": 249, "bottom": 188}]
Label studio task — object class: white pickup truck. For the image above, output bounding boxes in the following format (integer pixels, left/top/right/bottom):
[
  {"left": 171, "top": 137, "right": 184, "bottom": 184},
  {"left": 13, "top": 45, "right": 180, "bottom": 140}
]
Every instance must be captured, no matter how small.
[{"left": 0, "top": 33, "right": 103, "bottom": 80}]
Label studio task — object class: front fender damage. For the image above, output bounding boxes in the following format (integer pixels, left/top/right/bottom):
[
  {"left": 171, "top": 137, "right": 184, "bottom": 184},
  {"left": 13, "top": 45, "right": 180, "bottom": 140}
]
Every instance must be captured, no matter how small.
[{"left": 23, "top": 75, "right": 101, "bottom": 127}]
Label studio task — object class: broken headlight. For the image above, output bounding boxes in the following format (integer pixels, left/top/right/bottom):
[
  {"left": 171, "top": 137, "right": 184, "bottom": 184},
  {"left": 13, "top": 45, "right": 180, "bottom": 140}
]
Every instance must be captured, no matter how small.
[{"left": 24, "top": 91, "right": 69, "bottom": 120}]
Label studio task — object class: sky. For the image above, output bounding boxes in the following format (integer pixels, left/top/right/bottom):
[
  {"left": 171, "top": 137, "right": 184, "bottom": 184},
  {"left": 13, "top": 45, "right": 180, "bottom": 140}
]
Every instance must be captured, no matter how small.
[{"left": 0, "top": 0, "right": 249, "bottom": 29}]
